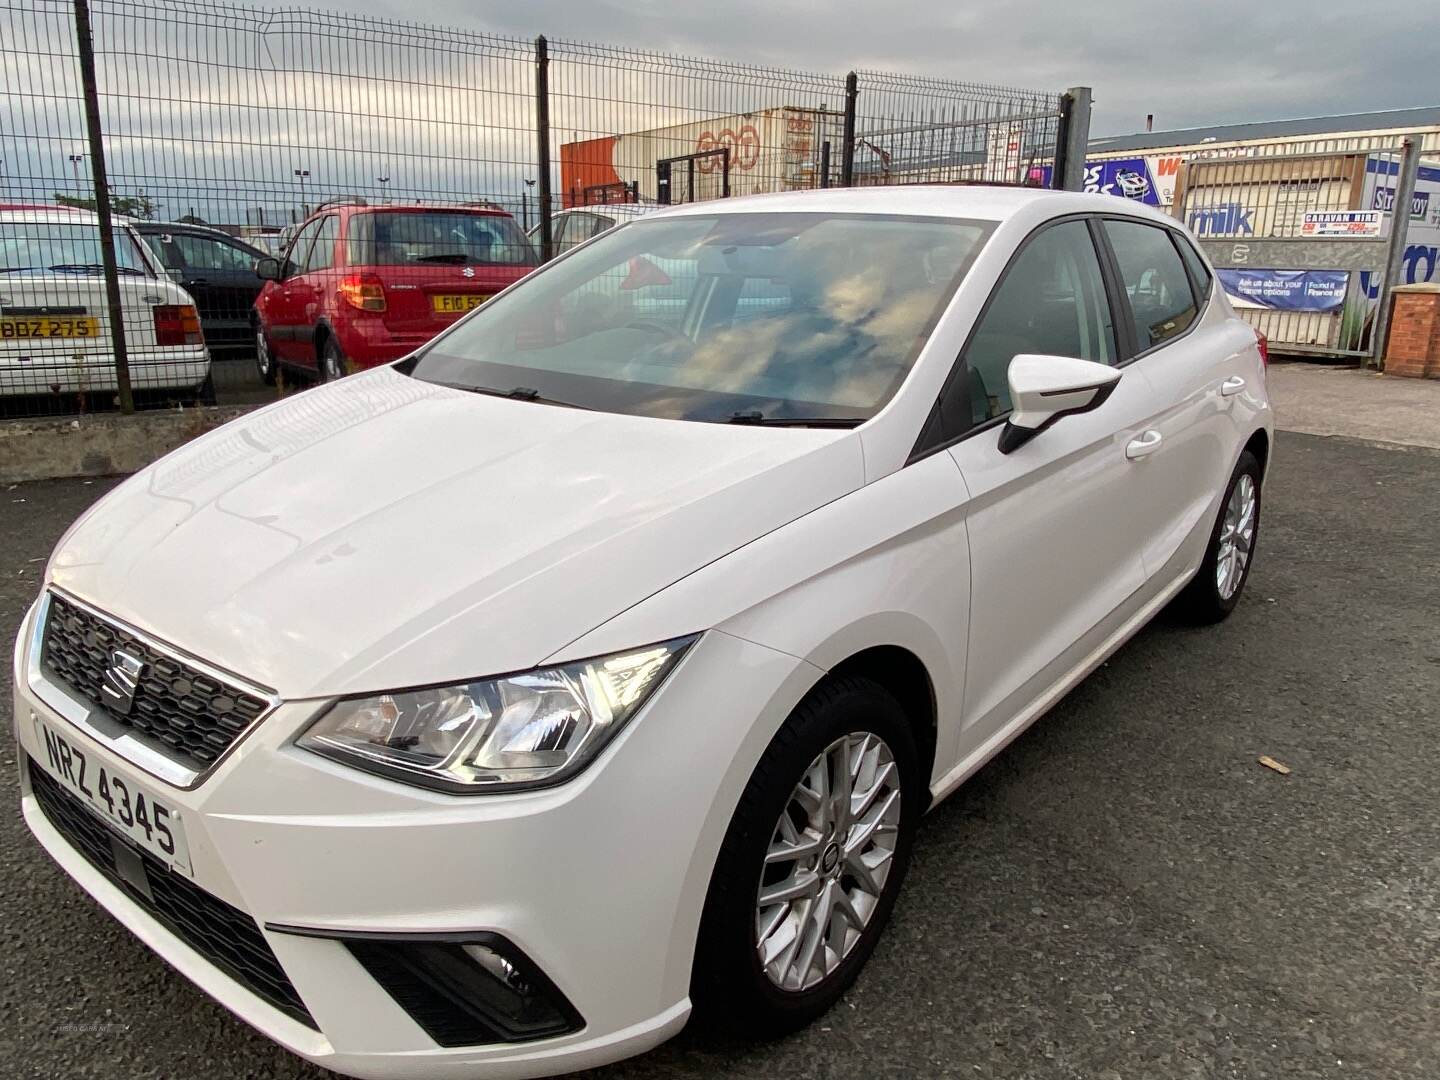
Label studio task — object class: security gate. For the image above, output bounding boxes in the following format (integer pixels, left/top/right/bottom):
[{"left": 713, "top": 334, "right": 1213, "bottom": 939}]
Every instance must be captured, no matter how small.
[
  {"left": 1173, "top": 138, "right": 1423, "bottom": 362},
  {"left": 656, "top": 148, "right": 731, "bottom": 205}
]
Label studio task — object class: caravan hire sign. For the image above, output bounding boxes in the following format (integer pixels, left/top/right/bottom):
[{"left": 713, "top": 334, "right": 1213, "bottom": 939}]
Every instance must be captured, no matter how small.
[{"left": 1301, "top": 210, "right": 1382, "bottom": 238}]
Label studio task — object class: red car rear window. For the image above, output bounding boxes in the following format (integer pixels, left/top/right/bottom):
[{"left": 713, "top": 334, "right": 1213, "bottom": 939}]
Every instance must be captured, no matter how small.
[{"left": 346, "top": 211, "right": 536, "bottom": 268}]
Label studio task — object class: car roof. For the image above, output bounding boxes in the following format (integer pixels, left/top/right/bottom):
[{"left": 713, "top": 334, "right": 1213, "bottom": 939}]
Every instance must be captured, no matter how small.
[
  {"left": 560, "top": 203, "right": 660, "bottom": 220},
  {"left": 132, "top": 220, "right": 266, "bottom": 251},
  {"left": 0, "top": 207, "right": 136, "bottom": 226},
  {"left": 644, "top": 184, "right": 1181, "bottom": 228}
]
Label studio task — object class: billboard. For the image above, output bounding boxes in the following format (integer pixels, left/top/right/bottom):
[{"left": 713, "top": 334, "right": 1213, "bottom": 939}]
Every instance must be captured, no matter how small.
[{"left": 1217, "top": 269, "right": 1350, "bottom": 313}]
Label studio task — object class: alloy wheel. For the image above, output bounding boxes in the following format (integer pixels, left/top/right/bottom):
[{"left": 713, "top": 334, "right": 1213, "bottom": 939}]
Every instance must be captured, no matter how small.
[
  {"left": 1215, "top": 472, "right": 1256, "bottom": 600},
  {"left": 754, "top": 731, "right": 902, "bottom": 992},
  {"left": 255, "top": 329, "right": 272, "bottom": 377}
]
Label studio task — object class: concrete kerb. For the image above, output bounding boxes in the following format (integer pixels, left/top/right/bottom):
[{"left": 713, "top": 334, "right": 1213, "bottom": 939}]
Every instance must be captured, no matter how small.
[{"left": 1, "top": 406, "right": 254, "bottom": 484}]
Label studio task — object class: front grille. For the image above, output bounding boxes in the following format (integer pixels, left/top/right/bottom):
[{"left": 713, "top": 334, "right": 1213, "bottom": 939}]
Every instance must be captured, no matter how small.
[
  {"left": 41, "top": 594, "right": 270, "bottom": 772},
  {"left": 27, "top": 759, "right": 318, "bottom": 1030}
]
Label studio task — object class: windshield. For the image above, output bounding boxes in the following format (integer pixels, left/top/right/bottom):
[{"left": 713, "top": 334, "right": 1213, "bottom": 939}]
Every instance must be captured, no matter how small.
[
  {"left": 0, "top": 220, "right": 151, "bottom": 275},
  {"left": 348, "top": 211, "right": 537, "bottom": 268},
  {"left": 406, "top": 212, "right": 993, "bottom": 423}
]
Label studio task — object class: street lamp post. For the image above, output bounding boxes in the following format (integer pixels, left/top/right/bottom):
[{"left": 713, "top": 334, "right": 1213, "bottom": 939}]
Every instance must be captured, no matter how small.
[
  {"left": 68, "top": 153, "right": 85, "bottom": 189},
  {"left": 293, "top": 167, "right": 310, "bottom": 220},
  {"left": 377, "top": 175, "right": 389, "bottom": 201},
  {"left": 522, "top": 177, "right": 536, "bottom": 232}
]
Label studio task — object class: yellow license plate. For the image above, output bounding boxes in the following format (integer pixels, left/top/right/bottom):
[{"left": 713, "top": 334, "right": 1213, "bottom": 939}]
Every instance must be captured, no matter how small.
[
  {"left": 0, "top": 316, "right": 100, "bottom": 339},
  {"left": 431, "top": 294, "right": 488, "bottom": 314}
]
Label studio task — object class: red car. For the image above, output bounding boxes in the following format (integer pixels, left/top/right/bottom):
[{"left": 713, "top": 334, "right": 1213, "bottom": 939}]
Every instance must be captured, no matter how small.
[{"left": 252, "top": 202, "right": 537, "bottom": 382}]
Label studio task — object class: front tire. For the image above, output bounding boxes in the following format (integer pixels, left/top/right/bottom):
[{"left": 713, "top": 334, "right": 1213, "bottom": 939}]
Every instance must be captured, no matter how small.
[
  {"left": 1175, "top": 449, "right": 1262, "bottom": 623},
  {"left": 692, "top": 677, "right": 920, "bottom": 1036}
]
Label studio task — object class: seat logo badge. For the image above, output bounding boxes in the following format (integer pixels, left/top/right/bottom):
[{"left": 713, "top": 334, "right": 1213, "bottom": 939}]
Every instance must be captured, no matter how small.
[
  {"left": 462, "top": 266, "right": 475, "bottom": 278},
  {"left": 100, "top": 648, "right": 146, "bottom": 716}
]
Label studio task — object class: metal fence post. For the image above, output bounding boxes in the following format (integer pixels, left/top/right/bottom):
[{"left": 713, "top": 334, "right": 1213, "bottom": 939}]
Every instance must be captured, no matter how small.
[
  {"left": 534, "top": 35, "right": 554, "bottom": 263},
  {"left": 840, "top": 72, "right": 857, "bottom": 187},
  {"left": 73, "top": 0, "right": 133, "bottom": 413},
  {"left": 1370, "top": 136, "right": 1420, "bottom": 371},
  {"left": 1053, "top": 85, "right": 1092, "bottom": 192}
]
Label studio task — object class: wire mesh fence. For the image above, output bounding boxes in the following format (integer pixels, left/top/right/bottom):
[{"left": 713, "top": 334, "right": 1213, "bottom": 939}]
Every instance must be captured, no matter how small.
[
  {"left": 1, "top": 0, "right": 1082, "bottom": 420},
  {"left": 1172, "top": 137, "right": 1420, "bottom": 360}
]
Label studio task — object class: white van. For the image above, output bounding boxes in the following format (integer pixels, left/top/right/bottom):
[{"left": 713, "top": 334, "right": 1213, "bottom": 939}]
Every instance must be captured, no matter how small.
[{"left": 0, "top": 208, "right": 211, "bottom": 401}]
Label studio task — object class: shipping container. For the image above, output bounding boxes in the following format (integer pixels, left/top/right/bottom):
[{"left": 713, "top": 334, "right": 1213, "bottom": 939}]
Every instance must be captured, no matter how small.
[{"left": 560, "top": 107, "right": 846, "bottom": 207}]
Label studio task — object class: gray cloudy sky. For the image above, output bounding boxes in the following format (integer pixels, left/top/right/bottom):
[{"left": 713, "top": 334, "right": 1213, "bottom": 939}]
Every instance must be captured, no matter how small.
[{"left": 326, "top": 0, "right": 1438, "bottom": 137}]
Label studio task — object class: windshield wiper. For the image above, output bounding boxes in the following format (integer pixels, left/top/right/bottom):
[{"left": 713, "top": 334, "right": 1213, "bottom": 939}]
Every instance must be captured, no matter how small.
[
  {"left": 47, "top": 263, "right": 145, "bottom": 275},
  {"left": 726, "top": 410, "right": 863, "bottom": 428},
  {"left": 439, "top": 382, "right": 593, "bottom": 411},
  {"left": 413, "top": 254, "right": 469, "bottom": 264}
]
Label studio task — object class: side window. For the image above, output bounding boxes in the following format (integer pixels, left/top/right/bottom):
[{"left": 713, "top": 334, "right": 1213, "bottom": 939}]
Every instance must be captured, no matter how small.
[
  {"left": 960, "top": 220, "right": 1116, "bottom": 426},
  {"left": 283, "top": 219, "right": 321, "bottom": 277},
  {"left": 1175, "top": 231, "right": 1212, "bottom": 297},
  {"left": 1104, "top": 219, "right": 1199, "bottom": 351},
  {"left": 557, "top": 214, "right": 599, "bottom": 253},
  {"left": 142, "top": 234, "right": 184, "bottom": 272},
  {"left": 172, "top": 233, "right": 256, "bottom": 272},
  {"left": 304, "top": 215, "right": 339, "bottom": 273}
]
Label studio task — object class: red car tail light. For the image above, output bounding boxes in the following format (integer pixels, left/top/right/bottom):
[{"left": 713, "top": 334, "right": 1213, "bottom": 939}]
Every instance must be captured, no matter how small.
[
  {"left": 1254, "top": 328, "right": 1269, "bottom": 370},
  {"left": 152, "top": 304, "right": 202, "bottom": 346},
  {"left": 339, "top": 274, "right": 387, "bottom": 312}
]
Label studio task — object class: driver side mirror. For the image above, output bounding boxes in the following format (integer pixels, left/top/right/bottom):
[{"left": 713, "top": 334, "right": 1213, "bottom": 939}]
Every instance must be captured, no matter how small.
[
  {"left": 254, "top": 256, "right": 282, "bottom": 281},
  {"left": 997, "top": 354, "right": 1121, "bottom": 454}
]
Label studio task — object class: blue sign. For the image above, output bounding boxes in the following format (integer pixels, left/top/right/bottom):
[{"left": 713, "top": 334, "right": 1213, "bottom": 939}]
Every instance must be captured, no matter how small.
[
  {"left": 1217, "top": 269, "right": 1349, "bottom": 312},
  {"left": 1079, "top": 158, "right": 1161, "bottom": 205},
  {"left": 1189, "top": 203, "right": 1255, "bottom": 236},
  {"left": 1372, "top": 186, "right": 1431, "bottom": 219}
]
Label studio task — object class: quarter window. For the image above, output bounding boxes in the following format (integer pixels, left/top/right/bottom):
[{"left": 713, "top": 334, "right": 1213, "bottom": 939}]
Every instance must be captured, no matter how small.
[
  {"left": 959, "top": 220, "right": 1115, "bottom": 426},
  {"left": 1175, "top": 232, "right": 1212, "bottom": 297},
  {"left": 1103, "top": 219, "right": 1198, "bottom": 351}
]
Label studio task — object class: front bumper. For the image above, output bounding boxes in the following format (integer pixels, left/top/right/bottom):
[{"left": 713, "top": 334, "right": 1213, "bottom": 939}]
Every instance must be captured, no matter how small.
[{"left": 13, "top": 602, "right": 813, "bottom": 1079}]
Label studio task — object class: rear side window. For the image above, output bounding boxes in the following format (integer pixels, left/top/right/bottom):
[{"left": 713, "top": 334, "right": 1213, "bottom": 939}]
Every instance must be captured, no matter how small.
[
  {"left": 959, "top": 219, "right": 1116, "bottom": 426},
  {"left": 1103, "top": 219, "right": 1198, "bottom": 351}
]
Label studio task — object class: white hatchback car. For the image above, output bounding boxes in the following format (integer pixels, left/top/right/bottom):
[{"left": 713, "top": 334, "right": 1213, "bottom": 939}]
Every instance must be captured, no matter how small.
[
  {"left": 0, "top": 208, "right": 211, "bottom": 401},
  {"left": 14, "top": 187, "right": 1270, "bottom": 1079}
]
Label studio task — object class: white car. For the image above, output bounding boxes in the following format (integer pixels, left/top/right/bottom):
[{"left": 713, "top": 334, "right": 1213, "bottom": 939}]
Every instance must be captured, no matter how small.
[
  {"left": 533, "top": 201, "right": 661, "bottom": 253},
  {"left": 13, "top": 187, "right": 1270, "bottom": 1079},
  {"left": 0, "top": 208, "right": 211, "bottom": 400}
]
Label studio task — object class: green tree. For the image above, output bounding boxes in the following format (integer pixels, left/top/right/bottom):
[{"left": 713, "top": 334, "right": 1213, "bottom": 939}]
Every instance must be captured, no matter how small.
[{"left": 53, "top": 191, "right": 159, "bottom": 219}]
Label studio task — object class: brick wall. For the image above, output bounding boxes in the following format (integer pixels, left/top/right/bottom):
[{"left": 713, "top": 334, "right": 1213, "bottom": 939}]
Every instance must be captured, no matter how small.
[{"left": 1383, "top": 284, "right": 1440, "bottom": 379}]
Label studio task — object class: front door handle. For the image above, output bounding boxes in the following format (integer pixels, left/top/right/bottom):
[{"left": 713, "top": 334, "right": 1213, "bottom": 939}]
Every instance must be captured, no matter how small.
[
  {"left": 1220, "top": 375, "right": 1247, "bottom": 397},
  {"left": 1126, "top": 429, "right": 1163, "bottom": 460}
]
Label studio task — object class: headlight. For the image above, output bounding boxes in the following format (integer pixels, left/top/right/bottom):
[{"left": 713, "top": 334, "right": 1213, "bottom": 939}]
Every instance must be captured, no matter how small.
[{"left": 297, "top": 636, "right": 696, "bottom": 793}]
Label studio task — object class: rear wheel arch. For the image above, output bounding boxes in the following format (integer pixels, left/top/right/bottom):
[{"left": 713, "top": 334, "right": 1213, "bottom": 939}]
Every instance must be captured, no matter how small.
[{"left": 1243, "top": 427, "right": 1270, "bottom": 478}]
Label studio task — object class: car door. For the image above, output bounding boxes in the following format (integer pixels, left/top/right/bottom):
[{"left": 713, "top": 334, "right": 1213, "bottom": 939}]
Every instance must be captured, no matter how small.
[
  {"left": 168, "top": 230, "right": 265, "bottom": 350},
  {"left": 1096, "top": 217, "right": 1248, "bottom": 583},
  {"left": 262, "top": 217, "right": 322, "bottom": 364},
  {"left": 935, "top": 217, "right": 1159, "bottom": 747},
  {"left": 288, "top": 213, "right": 339, "bottom": 372}
]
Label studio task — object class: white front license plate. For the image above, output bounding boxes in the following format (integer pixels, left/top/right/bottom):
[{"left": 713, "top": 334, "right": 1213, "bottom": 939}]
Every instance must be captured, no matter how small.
[{"left": 33, "top": 719, "right": 193, "bottom": 876}]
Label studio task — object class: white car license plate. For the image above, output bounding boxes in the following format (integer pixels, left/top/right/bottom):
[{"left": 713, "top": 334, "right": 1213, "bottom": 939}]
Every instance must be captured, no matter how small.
[{"left": 33, "top": 719, "right": 193, "bottom": 876}]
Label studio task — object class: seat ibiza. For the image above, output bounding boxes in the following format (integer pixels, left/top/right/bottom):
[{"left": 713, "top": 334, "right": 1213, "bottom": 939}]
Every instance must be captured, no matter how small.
[{"left": 13, "top": 187, "right": 1271, "bottom": 1078}]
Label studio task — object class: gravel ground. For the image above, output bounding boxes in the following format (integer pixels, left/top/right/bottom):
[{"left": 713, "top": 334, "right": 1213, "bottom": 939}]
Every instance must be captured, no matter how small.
[{"left": 1, "top": 431, "right": 1437, "bottom": 1080}]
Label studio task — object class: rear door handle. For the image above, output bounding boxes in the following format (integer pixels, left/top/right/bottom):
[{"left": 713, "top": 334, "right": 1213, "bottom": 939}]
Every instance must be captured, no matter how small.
[
  {"left": 1126, "top": 429, "right": 1163, "bottom": 460},
  {"left": 1220, "top": 375, "right": 1247, "bottom": 397}
]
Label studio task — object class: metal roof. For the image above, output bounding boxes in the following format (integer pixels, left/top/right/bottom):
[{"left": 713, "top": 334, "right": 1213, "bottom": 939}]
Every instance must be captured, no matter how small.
[{"left": 1090, "top": 105, "right": 1440, "bottom": 154}]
